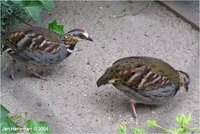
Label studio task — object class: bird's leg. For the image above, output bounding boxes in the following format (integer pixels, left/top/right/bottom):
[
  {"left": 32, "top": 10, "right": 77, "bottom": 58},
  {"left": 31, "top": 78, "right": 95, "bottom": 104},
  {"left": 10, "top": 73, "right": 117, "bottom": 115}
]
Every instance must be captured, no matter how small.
[
  {"left": 131, "top": 102, "right": 137, "bottom": 119},
  {"left": 25, "top": 65, "right": 47, "bottom": 80},
  {"left": 9, "top": 59, "right": 16, "bottom": 80}
]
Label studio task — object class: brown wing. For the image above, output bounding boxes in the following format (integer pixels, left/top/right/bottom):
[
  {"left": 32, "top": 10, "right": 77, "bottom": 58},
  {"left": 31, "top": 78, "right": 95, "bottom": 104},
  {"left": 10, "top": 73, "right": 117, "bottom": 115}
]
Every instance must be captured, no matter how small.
[
  {"left": 4, "top": 27, "right": 61, "bottom": 54},
  {"left": 111, "top": 57, "right": 179, "bottom": 91}
]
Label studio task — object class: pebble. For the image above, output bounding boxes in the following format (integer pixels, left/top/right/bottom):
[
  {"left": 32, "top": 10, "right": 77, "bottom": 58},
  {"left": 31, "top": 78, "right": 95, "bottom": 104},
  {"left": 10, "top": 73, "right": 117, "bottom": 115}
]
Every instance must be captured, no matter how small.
[{"left": 37, "top": 102, "right": 42, "bottom": 107}]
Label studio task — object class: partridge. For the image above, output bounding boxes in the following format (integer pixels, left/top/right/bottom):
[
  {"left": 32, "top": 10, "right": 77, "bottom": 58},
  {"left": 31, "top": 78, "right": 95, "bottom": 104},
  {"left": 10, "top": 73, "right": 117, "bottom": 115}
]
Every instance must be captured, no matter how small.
[
  {"left": 96, "top": 56, "right": 190, "bottom": 118},
  {"left": 2, "top": 27, "right": 93, "bottom": 80}
]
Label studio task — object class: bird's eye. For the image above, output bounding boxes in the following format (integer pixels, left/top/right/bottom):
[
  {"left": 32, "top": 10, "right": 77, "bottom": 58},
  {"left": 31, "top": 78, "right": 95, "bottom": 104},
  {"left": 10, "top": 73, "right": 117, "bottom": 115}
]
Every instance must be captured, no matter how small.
[{"left": 79, "top": 34, "right": 85, "bottom": 38}]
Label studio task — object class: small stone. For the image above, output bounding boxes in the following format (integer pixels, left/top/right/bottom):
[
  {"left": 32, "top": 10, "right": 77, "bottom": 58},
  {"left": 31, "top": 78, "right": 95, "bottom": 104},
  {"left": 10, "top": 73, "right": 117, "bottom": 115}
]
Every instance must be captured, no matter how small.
[
  {"left": 37, "top": 102, "right": 42, "bottom": 107},
  {"left": 106, "top": 5, "right": 110, "bottom": 8},
  {"left": 87, "top": 62, "right": 90, "bottom": 65}
]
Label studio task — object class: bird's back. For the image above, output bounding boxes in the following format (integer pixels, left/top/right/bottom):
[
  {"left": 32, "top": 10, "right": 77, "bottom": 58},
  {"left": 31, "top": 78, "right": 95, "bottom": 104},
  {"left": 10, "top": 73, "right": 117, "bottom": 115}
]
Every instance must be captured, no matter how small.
[
  {"left": 2, "top": 27, "right": 68, "bottom": 66},
  {"left": 112, "top": 56, "right": 180, "bottom": 89}
]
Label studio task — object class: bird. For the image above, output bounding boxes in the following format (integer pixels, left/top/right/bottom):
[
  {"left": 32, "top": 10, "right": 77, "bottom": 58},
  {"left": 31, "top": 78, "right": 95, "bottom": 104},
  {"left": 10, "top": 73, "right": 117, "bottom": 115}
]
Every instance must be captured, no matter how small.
[
  {"left": 2, "top": 27, "right": 93, "bottom": 80},
  {"left": 96, "top": 56, "right": 190, "bottom": 119}
]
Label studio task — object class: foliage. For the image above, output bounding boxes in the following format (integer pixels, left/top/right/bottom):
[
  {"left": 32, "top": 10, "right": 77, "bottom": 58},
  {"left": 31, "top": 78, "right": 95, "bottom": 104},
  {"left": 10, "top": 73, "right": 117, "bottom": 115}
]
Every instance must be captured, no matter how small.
[
  {"left": 21, "top": 0, "right": 55, "bottom": 22},
  {"left": 0, "top": 105, "right": 17, "bottom": 134},
  {"left": 147, "top": 114, "right": 200, "bottom": 134},
  {"left": 0, "top": 0, "right": 55, "bottom": 33},
  {"left": 117, "top": 122, "right": 127, "bottom": 134},
  {"left": 1, "top": 0, "right": 28, "bottom": 33},
  {"left": 132, "top": 128, "right": 147, "bottom": 134},
  {"left": 27, "top": 119, "right": 51, "bottom": 134},
  {"left": 0, "top": 104, "right": 52, "bottom": 134},
  {"left": 48, "top": 20, "right": 65, "bottom": 35},
  {"left": 117, "top": 114, "right": 200, "bottom": 134}
]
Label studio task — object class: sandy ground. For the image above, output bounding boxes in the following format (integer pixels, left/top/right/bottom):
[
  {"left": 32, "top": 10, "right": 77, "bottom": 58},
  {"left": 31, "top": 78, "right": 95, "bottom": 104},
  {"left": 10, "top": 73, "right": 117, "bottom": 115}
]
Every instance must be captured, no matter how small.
[{"left": 1, "top": 1, "right": 199, "bottom": 133}]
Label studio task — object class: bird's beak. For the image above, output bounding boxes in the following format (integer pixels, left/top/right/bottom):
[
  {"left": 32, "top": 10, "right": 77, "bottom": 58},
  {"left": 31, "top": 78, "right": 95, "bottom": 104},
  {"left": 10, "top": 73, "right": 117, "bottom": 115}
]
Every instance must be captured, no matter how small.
[{"left": 86, "top": 36, "right": 93, "bottom": 41}]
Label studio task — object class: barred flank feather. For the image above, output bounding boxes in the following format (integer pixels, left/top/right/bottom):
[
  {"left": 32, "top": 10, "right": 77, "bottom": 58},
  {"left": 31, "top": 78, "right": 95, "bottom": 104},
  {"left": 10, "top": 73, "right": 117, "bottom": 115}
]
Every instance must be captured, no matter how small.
[{"left": 6, "top": 30, "right": 61, "bottom": 54}]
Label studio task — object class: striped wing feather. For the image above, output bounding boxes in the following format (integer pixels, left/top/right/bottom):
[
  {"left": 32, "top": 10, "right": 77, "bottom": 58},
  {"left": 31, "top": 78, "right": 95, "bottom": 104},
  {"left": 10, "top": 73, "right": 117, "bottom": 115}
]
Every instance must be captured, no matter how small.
[
  {"left": 112, "top": 56, "right": 179, "bottom": 91},
  {"left": 4, "top": 27, "right": 61, "bottom": 54}
]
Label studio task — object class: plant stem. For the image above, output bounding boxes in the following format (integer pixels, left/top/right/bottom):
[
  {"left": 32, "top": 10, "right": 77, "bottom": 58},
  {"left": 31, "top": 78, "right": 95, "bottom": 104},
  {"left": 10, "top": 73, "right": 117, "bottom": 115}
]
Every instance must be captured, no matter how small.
[
  {"left": 186, "top": 128, "right": 200, "bottom": 132},
  {"left": 154, "top": 125, "right": 176, "bottom": 134}
]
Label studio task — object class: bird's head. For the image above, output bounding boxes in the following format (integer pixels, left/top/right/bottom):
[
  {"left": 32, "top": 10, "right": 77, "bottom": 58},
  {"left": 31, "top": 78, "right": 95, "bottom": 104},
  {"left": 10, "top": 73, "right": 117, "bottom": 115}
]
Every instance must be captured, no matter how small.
[
  {"left": 96, "top": 67, "right": 119, "bottom": 87},
  {"left": 62, "top": 28, "right": 93, "bottom": 47},
  {"left": 178, "top": 71, "right": 190, "bottom": 91}
]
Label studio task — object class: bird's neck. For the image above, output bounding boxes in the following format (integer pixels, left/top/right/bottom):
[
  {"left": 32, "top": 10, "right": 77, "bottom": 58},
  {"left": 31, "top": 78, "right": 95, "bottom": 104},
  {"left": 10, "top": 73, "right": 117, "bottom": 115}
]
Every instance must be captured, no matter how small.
[
  {"left": 65, "top": 44, "right": 76, "bottom": 55},
  {"left": 64, "top": 37, "right": 80, "bottom": 53}
]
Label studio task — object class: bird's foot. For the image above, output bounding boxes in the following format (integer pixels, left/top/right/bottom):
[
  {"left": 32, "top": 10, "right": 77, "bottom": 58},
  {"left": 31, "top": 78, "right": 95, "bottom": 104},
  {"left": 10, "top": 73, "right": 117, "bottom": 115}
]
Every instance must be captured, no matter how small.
[
  {"left": 9, "top": 59, "right": 16, "bottom": 80},
  {"left": 9, "top": 71, "right": 15, "bottom": 80},
  {"left": 131, "top": 102, "right": 138, "bottom": 121},
  {"left": 26, "top": 65, "right": 47, "bottom": 80}
]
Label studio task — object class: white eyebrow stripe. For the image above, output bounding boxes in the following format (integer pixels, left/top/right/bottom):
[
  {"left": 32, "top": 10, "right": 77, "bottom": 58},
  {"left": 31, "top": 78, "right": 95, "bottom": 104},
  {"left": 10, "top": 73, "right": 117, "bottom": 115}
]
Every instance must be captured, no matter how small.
[{"left": 83, "top": 32, "right": 89, "bottom": 38}]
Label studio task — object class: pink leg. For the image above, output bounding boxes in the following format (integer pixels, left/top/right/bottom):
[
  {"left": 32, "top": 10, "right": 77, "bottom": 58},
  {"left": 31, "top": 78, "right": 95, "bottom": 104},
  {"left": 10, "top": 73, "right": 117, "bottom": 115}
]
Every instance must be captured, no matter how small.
[
  {"left": 9, "top": 59, "right": 16, "bottom": 80},
  {"left": 131, "top": 102, "right": 137, "bottom": 119}
]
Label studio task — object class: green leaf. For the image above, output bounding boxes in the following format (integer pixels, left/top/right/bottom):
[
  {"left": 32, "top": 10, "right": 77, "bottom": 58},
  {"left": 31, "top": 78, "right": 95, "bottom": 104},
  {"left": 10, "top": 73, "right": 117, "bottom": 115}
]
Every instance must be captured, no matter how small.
[
  {"left": 27, "top": 119, "right": 52, "bottom": 134},
  {"left": 175, "top": 114, "right": 191, "bottom": 128},
  {"left": 117, "top": 123, "right": 127, "bottom": 134},
  {"left": 48, "top": 20, "right": 65, "bottom": 35},
  {"left": 21, "top": 0, "right": 31, "bottom": 6},
  {"left": 132, "top": 128, "right": 147, "bottom": 134},
  {"left": 22, "top": 0, "right": 43, "bottom": 7},
  {"left": 0, "top": 105, "right": 9, "bottom": 119},
  {"left": 0, "top": 105, "right": 18, "bottom": 134},
  {"left": 11, "top": 0, "right": 22, "bottom": 4},
  {"left": 24, "top": 6, "right": 43, "bottom": 22},
  {"left": 39, "top": 0, "right": 55, "bottom": 11},
  {"left": 147, "top": 120, "right": 158, "bottom": 127}
]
